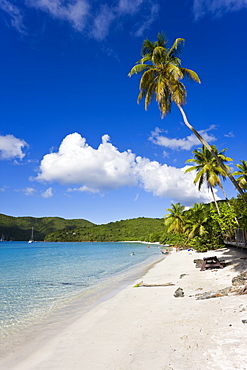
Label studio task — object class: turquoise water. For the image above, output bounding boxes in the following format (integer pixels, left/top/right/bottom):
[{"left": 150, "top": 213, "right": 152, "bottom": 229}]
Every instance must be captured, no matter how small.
[{"left": 0, "top": 241, "right": 161, "bottom": 338}]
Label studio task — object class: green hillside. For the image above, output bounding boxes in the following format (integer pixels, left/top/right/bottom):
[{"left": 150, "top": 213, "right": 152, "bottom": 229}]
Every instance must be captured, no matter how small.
[
  {"left": 45, "top": 217, "right": 165, "bottom": 242},
  {"left": 0, "top": 214, "right": 95, "bottom": 241}
]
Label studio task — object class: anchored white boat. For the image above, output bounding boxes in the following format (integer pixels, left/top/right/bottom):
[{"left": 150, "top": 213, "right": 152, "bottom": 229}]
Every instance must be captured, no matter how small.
[{"left": 28, "top": 227, "right": 34, "bottom": 244}]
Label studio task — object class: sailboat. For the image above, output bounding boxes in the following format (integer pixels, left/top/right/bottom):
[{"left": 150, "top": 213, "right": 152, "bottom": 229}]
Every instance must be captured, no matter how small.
[{"left": 28, "top": 227, "right": 34, "bottom": 244}]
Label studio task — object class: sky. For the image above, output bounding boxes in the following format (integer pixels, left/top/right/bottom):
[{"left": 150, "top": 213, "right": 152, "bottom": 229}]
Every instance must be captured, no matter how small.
[{"left": 0, "top": 0, "right": 246, "bottom": 225}]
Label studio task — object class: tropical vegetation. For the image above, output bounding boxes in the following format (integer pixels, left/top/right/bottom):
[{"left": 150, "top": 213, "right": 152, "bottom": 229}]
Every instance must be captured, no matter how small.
[
  {"left": 162, "top": 198, "right": 247, "bottom": 252},
  {"left": 0, "top": 214, "right": 94, "bottom": 241},
  {"left": 185, "top": 145, "right": 232, "bottom": 215},
  {"left": 232, "top": 160, "right": 247, "bottom": 191},
  {"left": 128, "top": 32, "right": 246, "bottom": 199},
  {"left": 1, "top": 196, "right": 246, "bottom": 251},
  {"left": 45, "top": 217, "right": 166, "bottom": 243}
]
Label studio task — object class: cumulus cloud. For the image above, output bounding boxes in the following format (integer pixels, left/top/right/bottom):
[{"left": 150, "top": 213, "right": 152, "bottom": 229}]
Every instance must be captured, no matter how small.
[
  {"left": 0, "top": 0, "right": 26, "bottom": 33},
  {"left": 149, "top": 126, "right": 217, "bottom": 151},
  {"left": 135, "top": 158, "right": 216, "bottom": 205},
  {"left": 35, "top": 132, "right": 216, "bottom": 205},
  {"left": 193, "top": 0, "right": 247, "bottom": 19},
  {"left": 36, "top": 133, "right": 137, "bottom": 191},
  {"left": 41, "top": 187, "right": 54, "bottom": 198},
  {"left": 0, "top": 0, "right": 158, "bottom": 39},
  {"left": 0, "top": 134, "right": 28, "bottom": 160}
]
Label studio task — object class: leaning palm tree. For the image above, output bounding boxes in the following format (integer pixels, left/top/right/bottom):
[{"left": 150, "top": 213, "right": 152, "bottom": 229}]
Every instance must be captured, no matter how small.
[
  {"left": 232, "top": 160, "right": 247, "bottom": 191},
  {"left": 128, "top": 33, "right": 246, "bottom": 200},
  {"left": 164, "top": 203, "right": 185, "bottom": 234},
  {"left": 185, "top": 145, "right": 232, "bottom": 216}
]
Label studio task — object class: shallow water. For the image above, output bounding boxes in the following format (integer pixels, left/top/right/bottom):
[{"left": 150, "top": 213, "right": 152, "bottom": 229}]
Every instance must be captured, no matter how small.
[{"left": 0, "top": 241, "right": 161, "bottom": 338}]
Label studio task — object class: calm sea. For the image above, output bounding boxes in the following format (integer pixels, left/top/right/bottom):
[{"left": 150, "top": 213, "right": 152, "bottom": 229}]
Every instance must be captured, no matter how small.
[{"left": 0, "top": 241, "right": 162, "bottom": 339}]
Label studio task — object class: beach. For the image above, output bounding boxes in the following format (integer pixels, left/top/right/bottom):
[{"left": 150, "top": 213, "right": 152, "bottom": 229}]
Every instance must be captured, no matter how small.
[{"left": 1, "top": 246, "right": 247, "bottom": 370}]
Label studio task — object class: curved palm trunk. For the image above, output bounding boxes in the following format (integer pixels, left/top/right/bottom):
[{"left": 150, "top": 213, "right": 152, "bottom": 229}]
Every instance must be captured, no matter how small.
[
  {"left": 177, "top": 104, "right": 247, "bottom": 203},
  {"left": 210, "top": 186, "right": 221, "bottom": 216},
  {"left": 218, "top": 182, "right": 240, "bottom": 226},
  {"left": 219, "top": 183, "right": 229, "bottom": 203}
]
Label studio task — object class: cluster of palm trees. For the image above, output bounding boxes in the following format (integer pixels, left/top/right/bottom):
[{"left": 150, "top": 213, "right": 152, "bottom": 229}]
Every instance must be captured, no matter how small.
[
  {"left": 128, "top": 32, "right": 247, "bottom": 250},
  {"left": 162, "top": 148, "right": 247, "bottom": 250},
  {"left": 185, "top": 145, "right": 232, "bottom": 216},
  {"left": 128, "top": 33, "right": 247, "bottom": 202},
  {"left": 164, "top": 202, "right": 209, "bottom": 239},
  {"left": 163, "top": 200, "right": 243, "bottom": 251}
]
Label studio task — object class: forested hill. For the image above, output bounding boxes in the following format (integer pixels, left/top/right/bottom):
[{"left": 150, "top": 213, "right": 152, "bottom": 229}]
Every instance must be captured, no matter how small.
[
  {"left": 45, "top": 217, "right": 165, "bottom": 242},
  {"left": 0, "top": 214, "right": 95, "bottom": 241}
]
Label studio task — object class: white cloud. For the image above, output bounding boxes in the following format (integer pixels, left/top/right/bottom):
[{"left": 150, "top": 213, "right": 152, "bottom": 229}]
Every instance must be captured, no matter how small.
[
  {"left": 134, "top": 3, "right": 159, "bottom": 37},
  {"left": 35, "top": 132, "right": 216, "bottom": 206},
  {"left": 117, "top": 0, "right": 144, "bottom": 15},
  {"left": 23, "top": 187, "right": 36, "bottom": 196},
  {"left": 0, "top": 0, "right": 26, "bottom": 33},
  {"left": 224, "top": 131, "right": 235, "bottom": 138},
  {"left": 41, "top": 187, "right": 54, "bottom": 198},
  {"left": 149, "top": 126, "right": 217, "bottom": 151},
  {"left": 91, "top": 0, "right": 159, "bottom": 39},
  {"left": 135, "top": 158, "right": 216, "bottom": 205},
  {"left": 0, "top": 0, "right": 158, "bottom": 39},
  {"left": 67, "top": 185, "right": 100, "bottom": 194},
  {"left": 26, "top": 0, "right": 90, "bottom": 31},
  {"left": 0, "top": 185, "right": 8, "bottom": 192},
  {"left": 134, "top": 193, "right": 139, "bottom": 201},
  {"left": 35, "top": 133, "right": 137, "bottom": 191},
  {"left": 91, "top": 4, "right": 115, "bottom": 41},
  {"left": 193, "top": 0, "right": 247, "bottom": 19},
  {"left": 0, "top": 134, "right": 28, "bottom": 160}
]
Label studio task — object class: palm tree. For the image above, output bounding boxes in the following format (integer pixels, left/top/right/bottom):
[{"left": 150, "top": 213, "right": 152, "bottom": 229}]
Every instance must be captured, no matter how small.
[
  {"left": 232, "top": 160, "right": 247, "bottom": 191},
  {"left": 128, "top": 33, "right": 246, "bottom": 200},
  {"left": 185, "top": 145, "right": 232, "bottom": 216},
  {"left": 183, "top": 203, "right": 208, "bottom": 239},
  {"left": 164, "top": 203, "right": 185, "bottom": 234}
]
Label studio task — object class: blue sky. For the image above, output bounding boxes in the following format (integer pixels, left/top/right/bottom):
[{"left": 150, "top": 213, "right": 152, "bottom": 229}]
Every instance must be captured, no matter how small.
[{"left": 0, "top": 0, "right": 246, "bottom": 224}]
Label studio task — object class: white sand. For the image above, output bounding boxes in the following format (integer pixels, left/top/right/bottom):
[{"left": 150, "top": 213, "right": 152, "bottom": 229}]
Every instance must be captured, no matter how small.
[{"left": 1, "top": 246, "right": 247, "bottom": 370}]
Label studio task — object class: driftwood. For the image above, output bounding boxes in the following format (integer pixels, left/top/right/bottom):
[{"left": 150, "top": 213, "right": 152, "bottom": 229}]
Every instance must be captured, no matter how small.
[{"left": 134, "top": 281, "right": 175, "bottom": 287}]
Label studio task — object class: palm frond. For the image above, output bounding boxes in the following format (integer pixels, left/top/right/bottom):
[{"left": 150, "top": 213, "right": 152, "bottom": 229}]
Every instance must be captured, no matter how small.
[
  {"left": 139, "top": 69, "right": 156, "bottom": 93},
  {"left": 152, "top": 46, "right": 168, "bottom": 65},
  {"left": 156, "top": 75, "right": 168, "bottom": 102},
  {"left": 129, "top": 33, "right": 201, "bottom": 120},
  {"left": 180, "top": 68, "right": 201, "bottom": 83},
  {"left": 169, "top": 56, "right": 181, "bottom": 67},
  {"left": 128, "top": 64, "right": 151, "bottom": 77},
  {"left": 144, "top": 81, "right": 156, "bottom": 110},
  {"left": 137, "top": 54, "right": 152, "bottom": 64},
  {"left": 167, "top": 64, "right": 184, "bottom": 80},
  {"left": 141, "top": 39, "right": 156, "bottom": 57},
  {"left": 159, "top": 96, "right": 172, "bottom": 117},
  {"left": 156, "top": 32, "right": 167, "bottom": 47},
  {"left": 168, "top": 38, "right": 184, "bottom": 58},
  {"left": 184, "top": 165, "right": 198, "bottom": 173},
  {"left": 171, "top": 81, "right": 186, "bottom": 105}
]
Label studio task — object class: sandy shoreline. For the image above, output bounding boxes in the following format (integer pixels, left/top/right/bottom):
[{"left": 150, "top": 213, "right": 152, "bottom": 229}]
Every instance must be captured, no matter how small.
[{"left": 1, "top": 246, "right": 247, "bottom": 370}]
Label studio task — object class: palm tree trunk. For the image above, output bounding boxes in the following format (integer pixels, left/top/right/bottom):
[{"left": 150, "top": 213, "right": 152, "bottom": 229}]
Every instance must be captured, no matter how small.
[
  {"left": 177, "top": 104, "right": 247, "bottom": 203},
  {"left": 210, "top": 186, "right": 221, "bottom": 216},
  {"left": 218, "top": 182, "right": 240, "bottom": 226}
]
